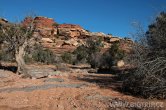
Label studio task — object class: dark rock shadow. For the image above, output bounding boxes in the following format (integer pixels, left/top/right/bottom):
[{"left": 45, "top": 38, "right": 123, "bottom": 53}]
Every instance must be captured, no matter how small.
[
  {"left": 0, "top": 65, "right": 17, "bottom": 73},
  {"left": 97, "top": 68, "right": 112, "bottom": 74}
]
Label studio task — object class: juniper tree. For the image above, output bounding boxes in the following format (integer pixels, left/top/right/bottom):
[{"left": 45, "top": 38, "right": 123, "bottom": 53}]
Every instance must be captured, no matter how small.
[{"left": 0, "top": 16, "right": 37, "bottom": 74}]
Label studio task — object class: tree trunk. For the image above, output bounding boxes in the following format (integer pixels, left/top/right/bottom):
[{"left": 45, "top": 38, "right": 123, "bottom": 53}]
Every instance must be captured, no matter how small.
[{"left": 15, "top": 42, "right": 27, "bottom": 74}]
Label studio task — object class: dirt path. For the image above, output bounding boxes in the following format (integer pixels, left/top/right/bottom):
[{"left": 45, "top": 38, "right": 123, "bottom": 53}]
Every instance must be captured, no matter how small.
[{"left": 0, "top": 67, "right": 165, "bottom": 110}]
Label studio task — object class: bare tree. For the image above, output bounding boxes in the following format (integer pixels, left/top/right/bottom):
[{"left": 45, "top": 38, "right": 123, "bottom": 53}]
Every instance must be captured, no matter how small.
[{"left": 0, "top": 16, "right": 36, "bottom": 74}]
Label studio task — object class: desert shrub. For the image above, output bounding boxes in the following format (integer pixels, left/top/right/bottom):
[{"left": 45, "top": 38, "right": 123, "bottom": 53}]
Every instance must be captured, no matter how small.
[
  {"left": 24, "top": 53, "right": 34, "bottom": 64},
  {"left": 123, "top": 57, "right": 166, "bottom": 99},
  {"left": 108, "top": 42, "right": 124, "bottom": 64},
  {"left": 73, "top": 38, "right": 124, "bottom": 69},
  {"left": 100, "top": 41, "right": 124, "bottom": 69},
  {"left": 61, "top": 52, "right": 73, "bottom": 64},
  {"left": 88, "top": 52, "right": 102, "bottom": 68},
  {"left": 52, "top": 23, "right": 59, "bottom": 27},
  {"left": 30, "top": 45, "right": 56, "bottom": 64},
  {"left": 0, "top": 50, "right": 14, "bottom": 62},
  {"left": 73, "top": 45, "right": 88, "bottom": 64},
  {"left": 84, "top": 38, "right": 102, "bottom": 68},
  {"left": 73, "top": 45, "right": 88, "bottom": 63},
  {"left": 73, "top": 38, "right": 103, "bottom": 68},
  {"left": 123, "top": 12, "right": 166, "bottom": 99},
  {"left": 24, "top": 45, "right": 56, "bottom": 64}
]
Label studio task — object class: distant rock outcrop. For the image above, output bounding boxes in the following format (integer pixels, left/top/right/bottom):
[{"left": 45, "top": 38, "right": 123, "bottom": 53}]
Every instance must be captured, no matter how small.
[
  {"left": 1, "top": 16, "right": 133, "bottom": 55},
  {"left": 57, "top": 24, "right": 88, "bottom": 38},
  {"left": 22, "top": 16, "right": 57, "bottom": 37}
]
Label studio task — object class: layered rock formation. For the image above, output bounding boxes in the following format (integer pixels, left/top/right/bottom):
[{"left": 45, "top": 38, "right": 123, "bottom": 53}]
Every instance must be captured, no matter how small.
[
  {"left": 34, "top": 16, "right": 57, "bottom": 36},
  {"left": 22, "top": 16, "right": 57, "bottom": 37},
  {"left": 58, "top": 24, "right": 89, "bottom": 38},
  {"left": 1, "top": 16, "right": 132, "bottom": 55}
]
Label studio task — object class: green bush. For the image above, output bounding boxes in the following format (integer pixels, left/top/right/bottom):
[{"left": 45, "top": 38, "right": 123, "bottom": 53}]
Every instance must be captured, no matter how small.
[
  {"left": 0, "top": 50, "right": 14, "bottom": 62},
  {"left": 108, "top": 42, "right": 124, "bottom": 62},
  {"left": 24, "top": 53, "right": 32, "bottom": 63},
  {"left": 73, "top": 45, "right": 88, "bottom": 63},
  {"left": 61, "top": 52, "right": 73, "bottom": 64},
  {"left": 52, "top": 23, "right": 59, "bottom": 27},
  {"left": 73, "top": 38, "right": 103, "bottom": 67},
  {"left": 99, "top": 41, "right": 124, "bottom": 69},
  {"left": 73, "top": 38, "right": 125, "bottom": 69},
  {"left": 25, "top": 44, "right": 56, "bottom": 64},
  {"left": 33, "top": 48, "right": 55, "bottom": 64}
]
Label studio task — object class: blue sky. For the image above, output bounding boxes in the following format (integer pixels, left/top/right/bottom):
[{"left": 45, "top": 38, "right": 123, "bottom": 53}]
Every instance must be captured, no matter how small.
[{"left": 0, "top": 0, "right": 166, "bottom": 37}]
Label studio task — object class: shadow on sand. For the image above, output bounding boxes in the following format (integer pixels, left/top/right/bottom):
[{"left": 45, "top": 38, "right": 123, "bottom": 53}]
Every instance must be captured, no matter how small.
[
  {"left": 75, "top": 66, "right": 134, "bottom": 93},
  {"left": 77, "top": 73, "right": 124, "bottom": 92}
]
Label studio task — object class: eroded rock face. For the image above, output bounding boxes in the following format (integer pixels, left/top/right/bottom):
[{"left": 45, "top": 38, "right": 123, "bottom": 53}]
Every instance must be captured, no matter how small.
[
  {"left": 0, "top": 16, "right": 131, "bottom": 57},
  {"left": 22, "top": 16, "right": 57, "bottom": 37},
  {"left": 63, "top": 39, "right": 79, "bottom": 46},
  {"left": 58, "top": 24, "right": 88, "bottom": 38},
  {"left": 21, "top": 16, "right": 131, "bottom": 55},
  {"left": 34, "top": 17, "right": 54, "bottom": 28}
]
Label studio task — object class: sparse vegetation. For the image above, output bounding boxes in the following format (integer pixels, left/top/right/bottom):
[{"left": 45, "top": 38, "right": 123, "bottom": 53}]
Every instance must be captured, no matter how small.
[
  {"left": 52, "top": 22, "right": 59, "bottom": 27},
  {"left": 101, "top": 41, "right": 124, "bottom": 69},
  {"left": 123, "top": 12, "right": 166, "bottom": 99},
  {"left": 1, "top": 2, "right": 166, "bottom": 110},
  {"left": 73, "top": 38, "right": 103, "bottom": 68},
  {"left": 73, "top": 38, "right": 125, "bottom": 69},
  {"left": 73, "top": 45, "right": 87, "bottom": 63},
  {"left": 31, "top": 44, "right": 56, "bottom": 64},
  {"left": 0, "top": 50, "right": 14, "bottom": 62},
  {"left": 61, "top": 52, "right": 73, "bottom": 64},
  {"left": 24, "top": 44, "right": 56, "bottom": 64}
]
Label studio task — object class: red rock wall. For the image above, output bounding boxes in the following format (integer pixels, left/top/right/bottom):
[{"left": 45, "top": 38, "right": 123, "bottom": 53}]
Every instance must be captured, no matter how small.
[
  {"left": 22, "top": 16, "right": 55, "bottom": 28},
  {"left": 34, "top": 17, "right": 55, "bottom": 28},
  {"left": 22, "top": 16, "right": 57, "bottom": 37}
]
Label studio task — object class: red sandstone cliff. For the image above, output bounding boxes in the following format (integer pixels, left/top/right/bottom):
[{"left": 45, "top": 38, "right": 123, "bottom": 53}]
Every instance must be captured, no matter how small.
[{"left": 1, "top": 16, "right": 132, "bottom": 55}]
